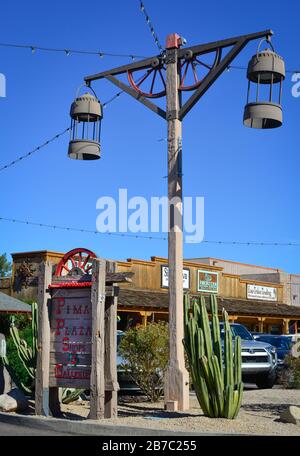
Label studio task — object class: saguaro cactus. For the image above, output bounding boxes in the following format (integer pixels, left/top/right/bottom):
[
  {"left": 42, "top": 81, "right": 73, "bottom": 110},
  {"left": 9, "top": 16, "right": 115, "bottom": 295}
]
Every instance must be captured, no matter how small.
[{"left": 183, "top": 294, "right": 243, "bottom": 419}]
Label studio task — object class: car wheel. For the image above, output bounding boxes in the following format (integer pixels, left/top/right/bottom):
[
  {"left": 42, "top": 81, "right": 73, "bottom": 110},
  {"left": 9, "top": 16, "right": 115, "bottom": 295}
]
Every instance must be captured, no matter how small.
[{"left": 255, "top": 371, "right": 276, "bottom": 389}]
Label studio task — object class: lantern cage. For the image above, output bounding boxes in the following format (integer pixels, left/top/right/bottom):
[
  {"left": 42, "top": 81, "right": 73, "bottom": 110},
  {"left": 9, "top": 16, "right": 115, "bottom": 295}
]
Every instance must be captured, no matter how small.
[
  {"left": 68, "top": 87, "right": 103, "bottom": 160},
  {"left": 243, "top": 39, "right": 285, "bottom": 129}
]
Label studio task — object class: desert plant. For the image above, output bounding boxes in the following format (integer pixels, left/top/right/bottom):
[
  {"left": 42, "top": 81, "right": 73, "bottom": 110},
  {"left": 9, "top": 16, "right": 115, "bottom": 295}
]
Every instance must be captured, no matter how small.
[
  {"left": 61, "top": 388, "right": 85, "bottom": 404},
  {"left": 118, "top": 322, "right": 169, "bottom": 402},
  {"left": 6, "top": 301, "right": 84, "bottom": 402},
  {"left": 183, "top": 294, "right": 243, "bottom": 419},
  {"left": 5, "top": 302, "right": 38, "bottom": 392},
  {"left": 278, "top": 354, "right": 300, "bottom": 389},
  {"left": 4, "top": 326, "right": 34, "bottom": 391}
]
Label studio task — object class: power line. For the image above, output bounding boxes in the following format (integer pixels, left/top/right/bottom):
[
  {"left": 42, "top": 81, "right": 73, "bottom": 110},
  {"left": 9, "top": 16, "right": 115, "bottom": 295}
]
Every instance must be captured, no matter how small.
[
  {"left": 0, "top": 41, "right": 146, "bottom": 59},
  {"left": 0, "top": 216, "right": 299, "bottom": 247},
  {"left": 138, "top": 1, "right": 164, "bottom": 53}
]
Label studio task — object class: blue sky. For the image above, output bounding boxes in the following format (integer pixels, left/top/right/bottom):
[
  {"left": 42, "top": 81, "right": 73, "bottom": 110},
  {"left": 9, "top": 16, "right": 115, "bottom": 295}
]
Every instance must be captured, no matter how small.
[{"left": 0, "top": 0, "right": 299, "bottom": 273}]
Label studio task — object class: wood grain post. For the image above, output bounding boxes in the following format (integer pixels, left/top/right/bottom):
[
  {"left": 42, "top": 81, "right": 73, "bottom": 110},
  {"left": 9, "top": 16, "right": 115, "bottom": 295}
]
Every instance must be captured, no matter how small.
[
  {"left": 90, "top": 258, "right": 106, "bottom": 419},
  {"left": 104, "top": 260, "right": 119, "bottom": 418},
  {"left": 282, "top": 318, "right": 290, "bottom": 335},
  {"left": 35, "top": 260, "right": 52, "bottom": 416},
  {"left": 164, "top": 38, "right": 189, "bottom": 412}
]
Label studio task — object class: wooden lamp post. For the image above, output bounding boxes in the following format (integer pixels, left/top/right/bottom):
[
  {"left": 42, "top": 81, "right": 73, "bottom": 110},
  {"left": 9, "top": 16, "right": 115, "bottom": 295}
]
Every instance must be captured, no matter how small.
[{"left": 73, "top": 29, "right": 284, "bottom": 411}]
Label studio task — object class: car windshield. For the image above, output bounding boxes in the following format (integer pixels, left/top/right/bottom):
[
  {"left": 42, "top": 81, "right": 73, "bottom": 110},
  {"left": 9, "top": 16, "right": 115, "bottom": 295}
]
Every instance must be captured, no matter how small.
[
  {"left": 256, "top": 336, "right": 292, "bottom": 349},
  {"left": 219, "top": 324, "right": 253, "bottom": 341}
]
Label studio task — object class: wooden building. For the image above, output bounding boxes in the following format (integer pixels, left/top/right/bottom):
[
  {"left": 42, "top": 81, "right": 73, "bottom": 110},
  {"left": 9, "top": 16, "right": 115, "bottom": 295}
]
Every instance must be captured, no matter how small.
[{"left": 2, "top": 250, "right": 300, "bottom": 335}]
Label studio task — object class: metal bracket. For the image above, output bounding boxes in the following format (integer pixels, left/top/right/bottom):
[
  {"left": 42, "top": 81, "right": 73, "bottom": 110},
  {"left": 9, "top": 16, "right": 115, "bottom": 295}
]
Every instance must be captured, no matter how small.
[
  {"left": 84, "top": 29, "right": 273, "bottom": 121},
  {"left": 104, "top": 75, "right": 166, "bottom": 119},
  {"left": 178, "top": 30, "right": 273, "bottom": 119}
]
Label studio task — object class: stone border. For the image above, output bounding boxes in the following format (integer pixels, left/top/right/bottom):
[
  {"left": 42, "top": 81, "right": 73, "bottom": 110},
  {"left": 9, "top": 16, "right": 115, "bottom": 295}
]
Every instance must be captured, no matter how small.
[{"left": 0, "top": 411, "right": 224, "bottom": 436}]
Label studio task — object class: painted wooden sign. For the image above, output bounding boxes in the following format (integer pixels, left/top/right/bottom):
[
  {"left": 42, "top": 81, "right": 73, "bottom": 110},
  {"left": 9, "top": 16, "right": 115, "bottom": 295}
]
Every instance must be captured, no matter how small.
[
  {"left": 197, "top": 270, "right": 218, "bottom": 293},
  {"left": 247, "top": 284, "right": 277, "bottom": 302},
  {"left": 161, "top": 266, "right": 190, "bottom": 290},
  {"left": 49, "top": 287, "right": 92, "bottom": 388}
]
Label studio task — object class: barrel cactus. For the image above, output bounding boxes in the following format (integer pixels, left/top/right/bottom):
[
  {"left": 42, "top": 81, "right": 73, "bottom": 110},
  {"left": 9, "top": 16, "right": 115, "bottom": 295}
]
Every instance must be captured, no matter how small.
[{"left": 183, "top": 294, "right": 243, "bottom": 419}]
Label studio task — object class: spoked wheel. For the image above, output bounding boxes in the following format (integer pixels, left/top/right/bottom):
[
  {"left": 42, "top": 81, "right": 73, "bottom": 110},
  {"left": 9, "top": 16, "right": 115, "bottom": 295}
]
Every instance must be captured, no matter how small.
[
  {"left": 55, "top": 248, "right": 97, "bottom": 277},
  {"left": 127, "top": 57, "right": 166, "bottom": 98},
  {"left": 179, "top": 49, "right": 221, "bottom": 91}
]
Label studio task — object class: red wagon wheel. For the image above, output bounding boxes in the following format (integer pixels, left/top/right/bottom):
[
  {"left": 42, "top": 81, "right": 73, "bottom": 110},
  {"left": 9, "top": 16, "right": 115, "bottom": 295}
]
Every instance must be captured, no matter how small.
[
  {"left": 55, "top": 248, "right": 97, "bottom": 277},
  {"left": 127, "top": 57, "right": 166, "bottom": 98},
  {"left": 179, "top": 49, "right": 221, "bottom": 91}
]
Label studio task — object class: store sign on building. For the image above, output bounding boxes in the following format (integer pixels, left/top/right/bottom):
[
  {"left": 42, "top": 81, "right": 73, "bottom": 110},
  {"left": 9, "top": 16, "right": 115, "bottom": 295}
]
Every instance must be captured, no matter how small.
[
  {"left": 247, "top": 284, "right": 277, "bottom": 301},
  {"left": 197, "top": 270, "right": 218, "bottom": 293},
  {"left": 161, "top": 266, "right": 190, "bottom": 290},
  {"left": 49, "top": 287, "right": 92, "bottom": 388}
]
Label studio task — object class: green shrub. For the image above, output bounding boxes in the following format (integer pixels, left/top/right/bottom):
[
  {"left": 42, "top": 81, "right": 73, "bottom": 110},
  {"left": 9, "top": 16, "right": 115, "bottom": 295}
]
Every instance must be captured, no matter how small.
[
  {"left": 279, "top": 354, "right": 300, "bottom": 389},
  {"left": 118, "top": 322, "right": 169, "bottom": 402}
]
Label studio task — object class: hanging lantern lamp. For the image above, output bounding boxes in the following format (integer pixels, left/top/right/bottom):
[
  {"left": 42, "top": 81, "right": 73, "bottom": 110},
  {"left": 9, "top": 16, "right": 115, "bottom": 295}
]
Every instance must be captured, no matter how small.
[
  {"left": 68, "top": 86, "right": 103, "bottom": 160},
  {"left": 243, "top": 38, "right": 285, "bottom": 129}
]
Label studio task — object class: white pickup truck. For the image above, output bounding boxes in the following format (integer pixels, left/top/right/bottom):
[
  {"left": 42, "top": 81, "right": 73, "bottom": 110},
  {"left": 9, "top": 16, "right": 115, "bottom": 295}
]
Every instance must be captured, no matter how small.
[{"left": 220, "top": 323, "right": 278, "bottom": 388}]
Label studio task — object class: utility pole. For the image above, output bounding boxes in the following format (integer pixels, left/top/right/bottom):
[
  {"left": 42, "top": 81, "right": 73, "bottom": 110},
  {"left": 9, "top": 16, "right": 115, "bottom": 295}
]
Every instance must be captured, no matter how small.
[{"left": 83, "top": 28, "right": 276, "bottom": 411}]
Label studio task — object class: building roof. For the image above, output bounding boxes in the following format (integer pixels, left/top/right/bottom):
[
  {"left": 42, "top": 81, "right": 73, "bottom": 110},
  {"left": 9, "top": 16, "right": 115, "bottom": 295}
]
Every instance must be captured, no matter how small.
[
  {"left": 186, "top": 257, "right": 282, "bottom": 272},
  {"left": 118, "top": 289, "right": 300, "bottom": 318},
  {"left": 0, "top": 292, "right": 31, "bottom": 313}
]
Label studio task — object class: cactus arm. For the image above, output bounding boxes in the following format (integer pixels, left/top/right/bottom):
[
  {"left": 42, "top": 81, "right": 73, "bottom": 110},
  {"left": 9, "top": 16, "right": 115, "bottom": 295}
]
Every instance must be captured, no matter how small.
[
  {"left": 234, "top": 336, "right": 242, "bottom": 386},
  {"left": 199, "top": 297, "right": 213, "bottom": 358}
]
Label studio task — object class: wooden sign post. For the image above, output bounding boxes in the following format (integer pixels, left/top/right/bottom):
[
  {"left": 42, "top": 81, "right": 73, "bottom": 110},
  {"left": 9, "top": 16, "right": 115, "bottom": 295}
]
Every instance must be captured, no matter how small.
[
  {"left": 35, "top": 260, "right": 52, "bottom": 416},
  {"left": 90, "top": 258, "right": 106, "bottom": 419},
  {"left": 35, "top": 256, "right": 130, "bottom": 419}
]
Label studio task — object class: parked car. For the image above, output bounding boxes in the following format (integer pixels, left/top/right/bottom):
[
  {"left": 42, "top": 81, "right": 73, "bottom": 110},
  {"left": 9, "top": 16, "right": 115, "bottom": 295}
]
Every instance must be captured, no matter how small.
[
  {"left": 254, "top": 334, "right": 293, "bottom": 369},
  {"left": 282, "top": 333, "right": 300, "bottom": 344},
  {"left": 117, "top": 325, "right": 278, "bottom": 390},
  {"left": 220, "top": 323, "right": 278, "bottom": 388}
]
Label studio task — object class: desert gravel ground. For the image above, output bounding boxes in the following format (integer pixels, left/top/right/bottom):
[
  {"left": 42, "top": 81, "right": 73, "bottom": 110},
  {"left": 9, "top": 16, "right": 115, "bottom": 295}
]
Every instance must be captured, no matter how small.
[{"left": 60, "top": 385, "right": 300, "bottom": 436}]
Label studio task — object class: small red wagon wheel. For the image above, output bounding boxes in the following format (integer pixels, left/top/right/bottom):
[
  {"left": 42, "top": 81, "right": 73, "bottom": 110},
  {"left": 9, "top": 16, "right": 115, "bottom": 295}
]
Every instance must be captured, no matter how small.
[
  {"left": 55, "top": 248, "right": 97, "bottom": 277},
  {"left": 179, "top": 49, "right": 221, "bottom": 91},
  {"left": 127, "top": 57, "right": 166, "bottom": 98}
]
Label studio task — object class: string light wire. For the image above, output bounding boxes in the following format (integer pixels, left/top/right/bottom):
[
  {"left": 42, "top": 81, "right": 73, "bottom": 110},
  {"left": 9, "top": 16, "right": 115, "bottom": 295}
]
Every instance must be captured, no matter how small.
[
  {"left": 138, "top": 1, "right": 164, "bottom": 53},
  {"left": 0, "top": 87, "right": 126, "bottom": 173},
  {"left": 0, "top": 216, "right": 298, "bottom": 246},
  {"left": 0, "top": 41, "right": 146, "bottom": 59}
]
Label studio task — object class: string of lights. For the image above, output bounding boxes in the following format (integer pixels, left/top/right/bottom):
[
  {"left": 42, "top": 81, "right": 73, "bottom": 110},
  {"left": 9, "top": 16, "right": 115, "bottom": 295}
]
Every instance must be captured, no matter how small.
[
  {"left": 0, "top": 127, "right": 71, "bottom": 172},
  {"left": 0, "top": 39, "right": 299, "bottom": 75},
  {"left": 0, "top": 87, "right": 127, "bottom": 173},
  {"left": 0, "top": 41, "right": 146, "bottom": 59},
  {"left": 0, "top": 216, "right": 298, "bottom": 247},
  {"left": 138, "top": 1, "right": 164, "bottom": 53},
  {"left": 0, "top": 40, "right": 299, "bottom": 73}
]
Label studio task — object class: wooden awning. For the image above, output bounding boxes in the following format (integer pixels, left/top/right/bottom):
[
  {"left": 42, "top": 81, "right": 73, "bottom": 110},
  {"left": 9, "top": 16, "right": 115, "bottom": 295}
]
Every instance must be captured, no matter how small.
[{"left": 118, "top": 288, "right": 300, "bottom": 319}]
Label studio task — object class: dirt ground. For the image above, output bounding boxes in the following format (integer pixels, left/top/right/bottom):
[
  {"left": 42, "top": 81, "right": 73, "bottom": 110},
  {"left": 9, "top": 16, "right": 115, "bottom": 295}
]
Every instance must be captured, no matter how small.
[{"left": 54, "top": 385, "right": 300, "bottom": 436}]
